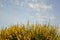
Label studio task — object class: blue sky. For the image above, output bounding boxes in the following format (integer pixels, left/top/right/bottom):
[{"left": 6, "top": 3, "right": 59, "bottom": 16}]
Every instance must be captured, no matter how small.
[{"left": 0, "top": 0, "right": 60, "bottom": 29}]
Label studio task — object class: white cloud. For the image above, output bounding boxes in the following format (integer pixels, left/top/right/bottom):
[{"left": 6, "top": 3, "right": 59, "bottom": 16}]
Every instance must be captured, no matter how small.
[
  {"left": 41, "top": 4, "right": 52, "bottom": 10},
  {"left": 28, "top": 3, "right": 40, "bottom": 11},
  {"left": 28, "top": 3, "right": 52, "bottom": 11},
  {"left": 35, "top": 13, "right": 55, "bottom": 23},
  {"left": 35, "top": 13, "right": 48, "bottom": 19}
]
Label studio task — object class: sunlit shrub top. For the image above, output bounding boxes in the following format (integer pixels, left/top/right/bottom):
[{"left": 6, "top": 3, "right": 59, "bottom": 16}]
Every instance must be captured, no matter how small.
[{"left": 0, "top": 22, "right": 60, "bottom": 40}]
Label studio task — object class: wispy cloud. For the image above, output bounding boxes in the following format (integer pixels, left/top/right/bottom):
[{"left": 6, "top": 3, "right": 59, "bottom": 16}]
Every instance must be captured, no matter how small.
[
  {"left": 0, "top": 0, "right": 56, "bottom": 27},
  {"left": 27, "top": 0, "right": 54, "bottom": 22},
  {"left": 35, "top": 12, "right": 55, "bottom": 22},
  {"left": 28, "top": 3, "right": 52, "bottom": 11}
]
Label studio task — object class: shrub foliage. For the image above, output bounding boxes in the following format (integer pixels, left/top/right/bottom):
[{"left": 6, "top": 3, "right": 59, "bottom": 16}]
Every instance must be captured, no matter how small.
[{"left": 0, "top": 22, "right": 60, "bottom": 40}]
